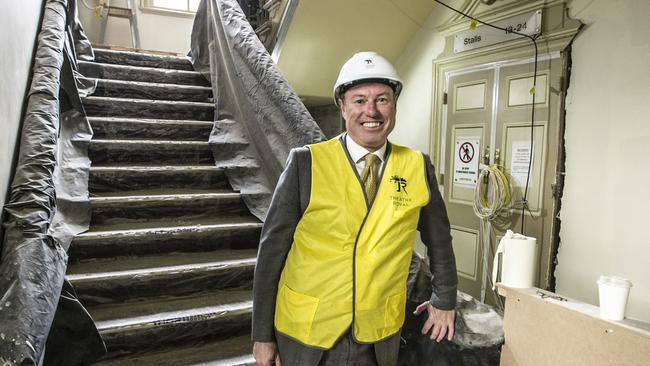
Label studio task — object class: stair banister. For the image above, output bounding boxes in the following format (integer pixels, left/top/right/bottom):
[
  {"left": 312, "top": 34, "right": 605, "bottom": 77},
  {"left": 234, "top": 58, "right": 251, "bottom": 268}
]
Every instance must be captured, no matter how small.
[
  {"left": 0, "top": 0, "right": 100, "bottom": 363},
  {"left": 190, "top": 0, "right": 325, "bottom": 220}
]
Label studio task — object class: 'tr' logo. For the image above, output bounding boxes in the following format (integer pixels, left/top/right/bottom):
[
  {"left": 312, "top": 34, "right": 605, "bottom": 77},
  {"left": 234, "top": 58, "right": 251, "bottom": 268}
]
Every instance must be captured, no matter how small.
[{"left": 390, "top": 176, "right": 408, "bottom": 194}]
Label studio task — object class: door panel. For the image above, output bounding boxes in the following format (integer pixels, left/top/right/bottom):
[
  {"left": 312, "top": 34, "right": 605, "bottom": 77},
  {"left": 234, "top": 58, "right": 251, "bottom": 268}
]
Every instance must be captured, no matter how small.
[
  {"left": 494, "top": 58, "right": 561, "bottom": 288},
  {"left": 450, "top": 226, "right": 480, "bottom": 282},
  {"left": 444, "top": 69, "right": 494, "bottom": 300}
]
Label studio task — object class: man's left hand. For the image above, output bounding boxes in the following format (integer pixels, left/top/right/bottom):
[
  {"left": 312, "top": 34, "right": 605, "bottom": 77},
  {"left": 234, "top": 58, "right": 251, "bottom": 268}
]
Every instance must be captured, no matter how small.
[{"left": 414, "top": 301, "right": 455, "bottom": 342}]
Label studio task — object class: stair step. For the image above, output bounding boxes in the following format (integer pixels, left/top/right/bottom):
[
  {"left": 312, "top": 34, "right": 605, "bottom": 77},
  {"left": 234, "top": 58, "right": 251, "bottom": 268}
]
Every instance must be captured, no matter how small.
[
  {"left": 89, "top": 165, "right": 229, "bottom": 193},
  {"left": 67, "top": 249, "right": 257, "bottom": 305},
  {"left": 69, "top": 218, "right": 262, "bottom": 259},
  {"left": 89, "top": 117, "right": 214, "bottom": 141},
  {"left": 94, "top": 334, "right": 254, "bottom": 366},
  {"left": 83, "top": 96, "right": 214, "bottom": 121},
  {"left": 88, "top": 139, "right": 214, "bottom": 165},
  {"left": 93, "top": 48, "right": 195, "bottom": 71},
  {"left": 85, "top": 78, "right": 213, "bottom": 102},
  {"left": 89, "top": 290, "right": 252, "bottom": 360},
  {"left": 79, "top": 61, "right": 209, "bottom": 86},
  {"left": 90, "top": 191, "right": 250, "bottom": 226}
]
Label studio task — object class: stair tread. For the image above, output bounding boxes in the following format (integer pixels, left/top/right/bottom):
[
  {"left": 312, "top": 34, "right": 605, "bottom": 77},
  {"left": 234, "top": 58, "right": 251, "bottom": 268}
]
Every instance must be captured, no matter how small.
[
  {"left": 79, "top": 61, "right": 202, "bottom": 76},
  {"left": 90, "top": 188, "right": 235, "bottom": 198},
  {"left": 86, "top": 77, "right": 212, "bottom": 91},
  {"left": 88, "top": 116, "right": 214, "bottom": 125},
  {"left": 89, "top": 289, "right": 252, "bottom": 329},
  {"left": 90, "top": 165, "right": 220, "bottom": 172},
  {"left": 90, "top": 139, "right": 210, "bottom": 145},
  {"left": 90, "top": 191, "right": 240, "bottom": 204},
  {"left": 94, "top": 48, "right": 190, "bottom": 60},
  {"left": 78, "top": 216, "right": 262, "bottom": 237},
  {"left": 67, "top": 249, "right": 257, "bottom": 279},
  {"left": 93, "top": 334, "right": 254, "bottom": 366},
  {"left": 84, "top": 95, "right": 214, "bottom": 108}
]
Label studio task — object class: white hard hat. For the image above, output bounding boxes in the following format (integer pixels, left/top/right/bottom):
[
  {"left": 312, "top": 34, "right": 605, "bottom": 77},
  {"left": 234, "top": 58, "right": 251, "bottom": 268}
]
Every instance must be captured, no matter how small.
[{"left": 333, "top": 51, "right": 403, "bottom": 104}]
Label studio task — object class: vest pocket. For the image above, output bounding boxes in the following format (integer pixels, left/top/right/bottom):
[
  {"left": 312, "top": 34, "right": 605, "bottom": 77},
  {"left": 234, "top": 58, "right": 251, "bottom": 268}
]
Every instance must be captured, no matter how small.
[
  {"left": 384, "top": 291, "right": 406, "bottom": 334},
  {"left": 275, "top": 284, "right": 320, "bottom": 339}
]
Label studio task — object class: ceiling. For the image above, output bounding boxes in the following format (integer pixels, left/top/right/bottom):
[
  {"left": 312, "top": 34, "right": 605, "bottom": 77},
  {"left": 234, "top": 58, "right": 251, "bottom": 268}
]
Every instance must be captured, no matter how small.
[{"left": 275, "top": 0, "right": 438, "bottom": 107}]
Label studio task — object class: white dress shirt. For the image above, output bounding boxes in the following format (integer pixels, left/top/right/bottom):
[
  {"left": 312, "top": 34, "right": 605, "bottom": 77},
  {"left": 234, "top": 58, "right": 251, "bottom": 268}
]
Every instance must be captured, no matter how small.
[{"left": 345, "top": 133, "right": 387, "bottom": 176}]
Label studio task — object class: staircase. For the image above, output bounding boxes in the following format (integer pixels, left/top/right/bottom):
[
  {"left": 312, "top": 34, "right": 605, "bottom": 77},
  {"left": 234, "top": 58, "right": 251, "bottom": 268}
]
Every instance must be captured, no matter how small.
[{"left": 67, "top": 48, "right": 262, "bottom": 365}]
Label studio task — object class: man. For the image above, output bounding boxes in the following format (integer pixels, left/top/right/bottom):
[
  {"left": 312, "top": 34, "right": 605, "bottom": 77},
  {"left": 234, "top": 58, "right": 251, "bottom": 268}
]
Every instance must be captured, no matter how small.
[{"left": 252, "top": 52, "right": 457, "bottom": 366}]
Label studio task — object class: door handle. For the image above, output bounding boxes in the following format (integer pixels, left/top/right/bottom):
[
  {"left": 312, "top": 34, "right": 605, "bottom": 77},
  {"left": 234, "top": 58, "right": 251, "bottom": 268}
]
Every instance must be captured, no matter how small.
[{"left": 482, "top": 146, "right": 490, "bottom": 165}]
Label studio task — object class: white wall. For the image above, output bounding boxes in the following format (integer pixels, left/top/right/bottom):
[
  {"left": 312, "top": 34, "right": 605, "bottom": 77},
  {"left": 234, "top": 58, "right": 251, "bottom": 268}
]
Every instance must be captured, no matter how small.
[
  {"left": 77, "top": 0, "right": 194, "bottom": 54},
  {"left": 555, "top": 0, "right": 650, "bottom": 322},
  {"left": 0, "top": 0, "right": 44, "bottom": 208},
  {"left": 392, "top": 6, "right": 456, "bottom": 256},
  {"left": 392, "top": 8, "right": 452, "bottom": 155}
]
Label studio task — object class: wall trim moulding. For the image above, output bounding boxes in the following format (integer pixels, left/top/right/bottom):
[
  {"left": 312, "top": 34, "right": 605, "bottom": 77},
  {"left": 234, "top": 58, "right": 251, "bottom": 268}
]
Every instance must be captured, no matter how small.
[{"left": 437, "top": 0, "right": 567, "bottom": 37}]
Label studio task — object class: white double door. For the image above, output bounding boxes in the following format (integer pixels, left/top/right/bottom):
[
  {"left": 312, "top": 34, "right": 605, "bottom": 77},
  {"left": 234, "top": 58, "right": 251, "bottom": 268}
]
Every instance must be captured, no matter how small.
[{"left": 440, "top": 54, "right": 562, "bottom": 304}]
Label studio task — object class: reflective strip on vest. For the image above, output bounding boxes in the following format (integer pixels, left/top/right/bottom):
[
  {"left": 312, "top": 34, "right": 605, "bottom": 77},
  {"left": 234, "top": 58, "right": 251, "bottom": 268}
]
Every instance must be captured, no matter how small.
[{"left": 274, "top": 137, "right": 430, "bottom": 348}]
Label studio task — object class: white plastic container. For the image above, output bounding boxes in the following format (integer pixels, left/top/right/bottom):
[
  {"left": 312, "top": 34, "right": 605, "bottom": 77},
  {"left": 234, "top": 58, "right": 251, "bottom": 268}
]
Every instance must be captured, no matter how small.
[{"left": 597, "top": 275, "right": 632, "bottom": 321}]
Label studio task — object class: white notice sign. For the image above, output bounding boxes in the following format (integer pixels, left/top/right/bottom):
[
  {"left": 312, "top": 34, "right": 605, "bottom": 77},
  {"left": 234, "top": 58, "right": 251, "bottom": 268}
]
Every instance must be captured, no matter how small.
[
  {"left": 453, "top": 137, "right": 480, "bottom": 188},
  {"left": 510, "top": 141, "right": 533, "bottom": 187}
]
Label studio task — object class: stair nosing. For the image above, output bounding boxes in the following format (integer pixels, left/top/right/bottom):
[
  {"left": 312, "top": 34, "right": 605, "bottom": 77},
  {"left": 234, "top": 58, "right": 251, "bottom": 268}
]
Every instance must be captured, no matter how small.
[
  {"left": 67, "top": 256, "right": 256, "bottom": 283},
  {"left": 205, "top": 355, "right": 256, "bottom": 366},
  {"left": 90, "top": 165, "right": 221, "bottom": 172},
  {"left": 95, "top": 300, "right": 252, "bottom": 332},
  {"left": 91, "top": 334, "right": 255, "bottom": 366},
  {"left": 83, "top": 95, "right": 214, "bottom": 108},
  {"left": 90, "top": 139, "right": 210, "bottom": 145},
  {"left": 75, "top": 222, "right": 263, "bottom": 240},
  {"left": 88, "top": 117, "right": 214, "bottom": 126},
  {"left": 79, "top": 60, "right": 202, "bottom": 76},
  {"left": 90, "top": 192, "right": 241, "bottom": 204}
]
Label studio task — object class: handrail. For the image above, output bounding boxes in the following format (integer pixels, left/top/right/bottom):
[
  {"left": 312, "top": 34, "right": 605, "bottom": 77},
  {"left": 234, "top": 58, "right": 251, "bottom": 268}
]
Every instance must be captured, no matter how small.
[
  {"left": 190, "top": 0, "right": 325, "bottom": 220},
  {"left": 254, "top": 0, "right": 293, "bottom": 51}
]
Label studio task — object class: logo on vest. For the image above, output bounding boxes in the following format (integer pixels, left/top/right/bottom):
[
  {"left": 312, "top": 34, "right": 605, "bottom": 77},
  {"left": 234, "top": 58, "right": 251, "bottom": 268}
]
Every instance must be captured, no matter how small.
[
  {"left": 390, "top": 175, "right": 408, "bottom": 194},
  {"left": 390, "top": 175, "right": 412, "bottom": 211}
]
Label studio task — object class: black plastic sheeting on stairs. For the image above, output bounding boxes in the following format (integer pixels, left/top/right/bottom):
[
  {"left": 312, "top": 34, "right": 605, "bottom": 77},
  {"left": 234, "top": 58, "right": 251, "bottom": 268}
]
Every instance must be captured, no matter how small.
[
  {"left": 0, "top": 0, "right": 103, "bottom": 364},
  {"left": 190, "top": 0, "right": 326, "bottom": 221},
  {"left": 61, "top": 33, "right": 264, "bottom": 363}
]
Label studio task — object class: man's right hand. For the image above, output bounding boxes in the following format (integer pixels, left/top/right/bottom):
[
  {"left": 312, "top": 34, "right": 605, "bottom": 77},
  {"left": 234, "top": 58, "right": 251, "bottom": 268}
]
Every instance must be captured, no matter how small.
[{"left": 253, "top": 341, "right": 281, "bottom": 366}]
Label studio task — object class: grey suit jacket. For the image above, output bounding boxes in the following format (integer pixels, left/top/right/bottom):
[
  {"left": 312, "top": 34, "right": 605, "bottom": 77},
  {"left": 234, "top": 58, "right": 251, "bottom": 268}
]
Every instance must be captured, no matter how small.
[{"left": 252, "top": 136, "right": 457, "bottom": 365}]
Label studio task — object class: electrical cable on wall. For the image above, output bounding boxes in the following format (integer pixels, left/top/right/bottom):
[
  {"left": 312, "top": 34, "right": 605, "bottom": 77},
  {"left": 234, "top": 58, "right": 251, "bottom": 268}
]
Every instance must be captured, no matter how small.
[
  {"left": 80, "top": 0, "right": 106, "bottom": 19},
  {"left": 432, "top": 0, "right": 541, "bottom": 307},
  {"left": 473, "top": 164, "right": 511, "bottom": 221}
]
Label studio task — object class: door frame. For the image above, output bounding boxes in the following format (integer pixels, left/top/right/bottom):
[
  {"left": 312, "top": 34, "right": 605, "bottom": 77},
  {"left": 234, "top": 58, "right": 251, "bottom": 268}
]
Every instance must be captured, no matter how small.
[{"left": 429, "top": 0, "right": 582, "bottom": 291}]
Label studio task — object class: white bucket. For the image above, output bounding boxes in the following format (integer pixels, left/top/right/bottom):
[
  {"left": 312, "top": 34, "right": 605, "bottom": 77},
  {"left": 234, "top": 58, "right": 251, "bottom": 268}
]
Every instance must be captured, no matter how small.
[
  {"left": 597, "top": 275, "right": 632, "bottom": 321},
  {"left": 492, "top": 230, "right": 538, "bottom": 289}
]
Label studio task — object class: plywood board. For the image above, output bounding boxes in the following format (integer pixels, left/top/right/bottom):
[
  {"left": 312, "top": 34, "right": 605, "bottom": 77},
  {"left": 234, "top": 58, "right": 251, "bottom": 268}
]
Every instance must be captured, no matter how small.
[{"left": 500, "top": 287, "right": 650, "bottom": 366}]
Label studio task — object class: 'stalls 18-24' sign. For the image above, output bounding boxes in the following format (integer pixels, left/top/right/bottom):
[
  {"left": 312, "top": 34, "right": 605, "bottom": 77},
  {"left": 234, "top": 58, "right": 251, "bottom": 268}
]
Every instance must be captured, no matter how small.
[{"left": 454, "top": 10, "right": 542, "bottom": 54}]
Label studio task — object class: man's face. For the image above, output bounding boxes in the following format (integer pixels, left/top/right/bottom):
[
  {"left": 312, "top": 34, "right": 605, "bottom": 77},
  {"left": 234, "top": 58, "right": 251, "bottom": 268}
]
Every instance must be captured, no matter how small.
[{"left": 339, "top": 83, "right": 397, "bottom": 152}]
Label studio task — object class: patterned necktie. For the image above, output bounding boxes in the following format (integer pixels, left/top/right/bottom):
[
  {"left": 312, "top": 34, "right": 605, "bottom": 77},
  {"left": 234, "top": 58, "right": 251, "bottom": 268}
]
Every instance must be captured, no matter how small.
[{"left": 361, "top": 153, "right": 380, "bottom": 202}]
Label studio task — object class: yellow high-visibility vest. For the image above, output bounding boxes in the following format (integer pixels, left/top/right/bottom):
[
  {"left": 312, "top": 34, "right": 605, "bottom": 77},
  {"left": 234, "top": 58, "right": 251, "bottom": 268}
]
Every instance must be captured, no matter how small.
[{"left": 274, "top": 137, "right": 430, "bottom": 348}]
